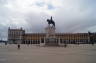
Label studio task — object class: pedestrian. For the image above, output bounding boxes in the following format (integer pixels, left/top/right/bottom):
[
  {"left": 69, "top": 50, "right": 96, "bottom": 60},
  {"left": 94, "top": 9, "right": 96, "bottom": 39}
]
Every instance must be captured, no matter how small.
[
  {"left": 17, "top": 44, "right": 20, "bottom": 49},
  {"left": 64, "top": 44, "right": 67, "bottom": 48}
]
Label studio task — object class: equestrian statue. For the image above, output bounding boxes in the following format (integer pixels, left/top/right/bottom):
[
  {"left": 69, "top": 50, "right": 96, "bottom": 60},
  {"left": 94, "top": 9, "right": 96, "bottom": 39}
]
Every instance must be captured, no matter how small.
[{"left": 47, "top": 16, "right": 55, "bottom": 27}]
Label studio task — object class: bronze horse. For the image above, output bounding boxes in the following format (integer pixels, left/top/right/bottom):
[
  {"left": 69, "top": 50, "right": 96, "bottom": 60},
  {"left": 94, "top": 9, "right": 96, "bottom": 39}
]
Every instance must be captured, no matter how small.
[{"left": 47, "top": 16, "right": 55, "bottom": 27}]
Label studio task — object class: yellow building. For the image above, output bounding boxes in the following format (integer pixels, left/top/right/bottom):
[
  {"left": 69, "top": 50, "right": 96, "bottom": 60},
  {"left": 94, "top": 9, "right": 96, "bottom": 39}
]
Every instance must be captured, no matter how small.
[{"left": 8, "top": 27, "right": 96, "bottom": 44}]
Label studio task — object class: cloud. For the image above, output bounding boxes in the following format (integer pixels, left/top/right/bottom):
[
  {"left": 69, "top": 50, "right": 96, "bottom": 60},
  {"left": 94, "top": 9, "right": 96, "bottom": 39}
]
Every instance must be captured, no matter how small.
[{"left": 0, "top": 0, "right": 96, "bottom": 40}]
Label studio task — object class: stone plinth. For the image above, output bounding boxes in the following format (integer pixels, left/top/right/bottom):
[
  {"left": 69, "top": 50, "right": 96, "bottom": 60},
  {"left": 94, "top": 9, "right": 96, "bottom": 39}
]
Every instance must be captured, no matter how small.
[
  {"left": 44, "top": 25, "right": 59, "bottom": 46},
  {"left": 45, "top": 25, "right": 56, "bottom": 38}
]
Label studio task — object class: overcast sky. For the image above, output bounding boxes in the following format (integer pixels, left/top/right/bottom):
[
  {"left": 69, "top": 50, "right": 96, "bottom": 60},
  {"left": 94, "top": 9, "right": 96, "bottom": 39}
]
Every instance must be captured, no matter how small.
[{"left": 0, "top": 0, "right": 96, "bottom": 40}]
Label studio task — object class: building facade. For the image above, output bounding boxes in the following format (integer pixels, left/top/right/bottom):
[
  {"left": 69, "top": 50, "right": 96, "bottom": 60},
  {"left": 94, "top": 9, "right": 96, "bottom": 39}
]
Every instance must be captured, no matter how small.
[
  {"left": 8, "top": 28, "right": 96, "bottom": 44},
  {"left": 8, "top": 27, "right": 25, "bottom": 44}
]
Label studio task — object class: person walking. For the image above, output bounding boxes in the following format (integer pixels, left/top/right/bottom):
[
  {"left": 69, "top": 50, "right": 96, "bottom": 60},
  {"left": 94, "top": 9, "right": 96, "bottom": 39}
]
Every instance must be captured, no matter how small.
[{"left": 17, "top": 44, "right": 20, "bottom": 49}]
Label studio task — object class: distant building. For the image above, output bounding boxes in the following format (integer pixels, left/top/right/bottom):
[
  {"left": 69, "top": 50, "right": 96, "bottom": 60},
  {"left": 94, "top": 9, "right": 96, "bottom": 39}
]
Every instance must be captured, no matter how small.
[
  {"left": 8, "top": 27, "right": 25, "bottom": 44},
  {"left": 8, "top": 27, "right": 96, "bottom": 44}
]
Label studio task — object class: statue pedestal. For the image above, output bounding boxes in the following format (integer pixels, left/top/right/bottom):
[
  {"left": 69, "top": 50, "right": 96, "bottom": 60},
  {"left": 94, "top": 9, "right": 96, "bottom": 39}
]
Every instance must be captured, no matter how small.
[
  {"left": 44, "top": 25, "right": 59, "bottom": 46},
  {"left": 45, "top": 25, "right": 55, "bottom": 37}
]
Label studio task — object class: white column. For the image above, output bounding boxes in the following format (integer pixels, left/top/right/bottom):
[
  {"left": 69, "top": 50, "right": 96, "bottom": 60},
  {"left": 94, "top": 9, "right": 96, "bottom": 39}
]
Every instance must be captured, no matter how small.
[
  {"left": 58, "top": 38, "right": 61, "bottom": 46},
  {"left": 40, "top": 38, "right": 41, "bottom": 44},
  {"left": 26, "top": 40, "right": 27, "bottom": 44},
  {"left": 40, "top": 38, "right": 42, "bottom": 46}
]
